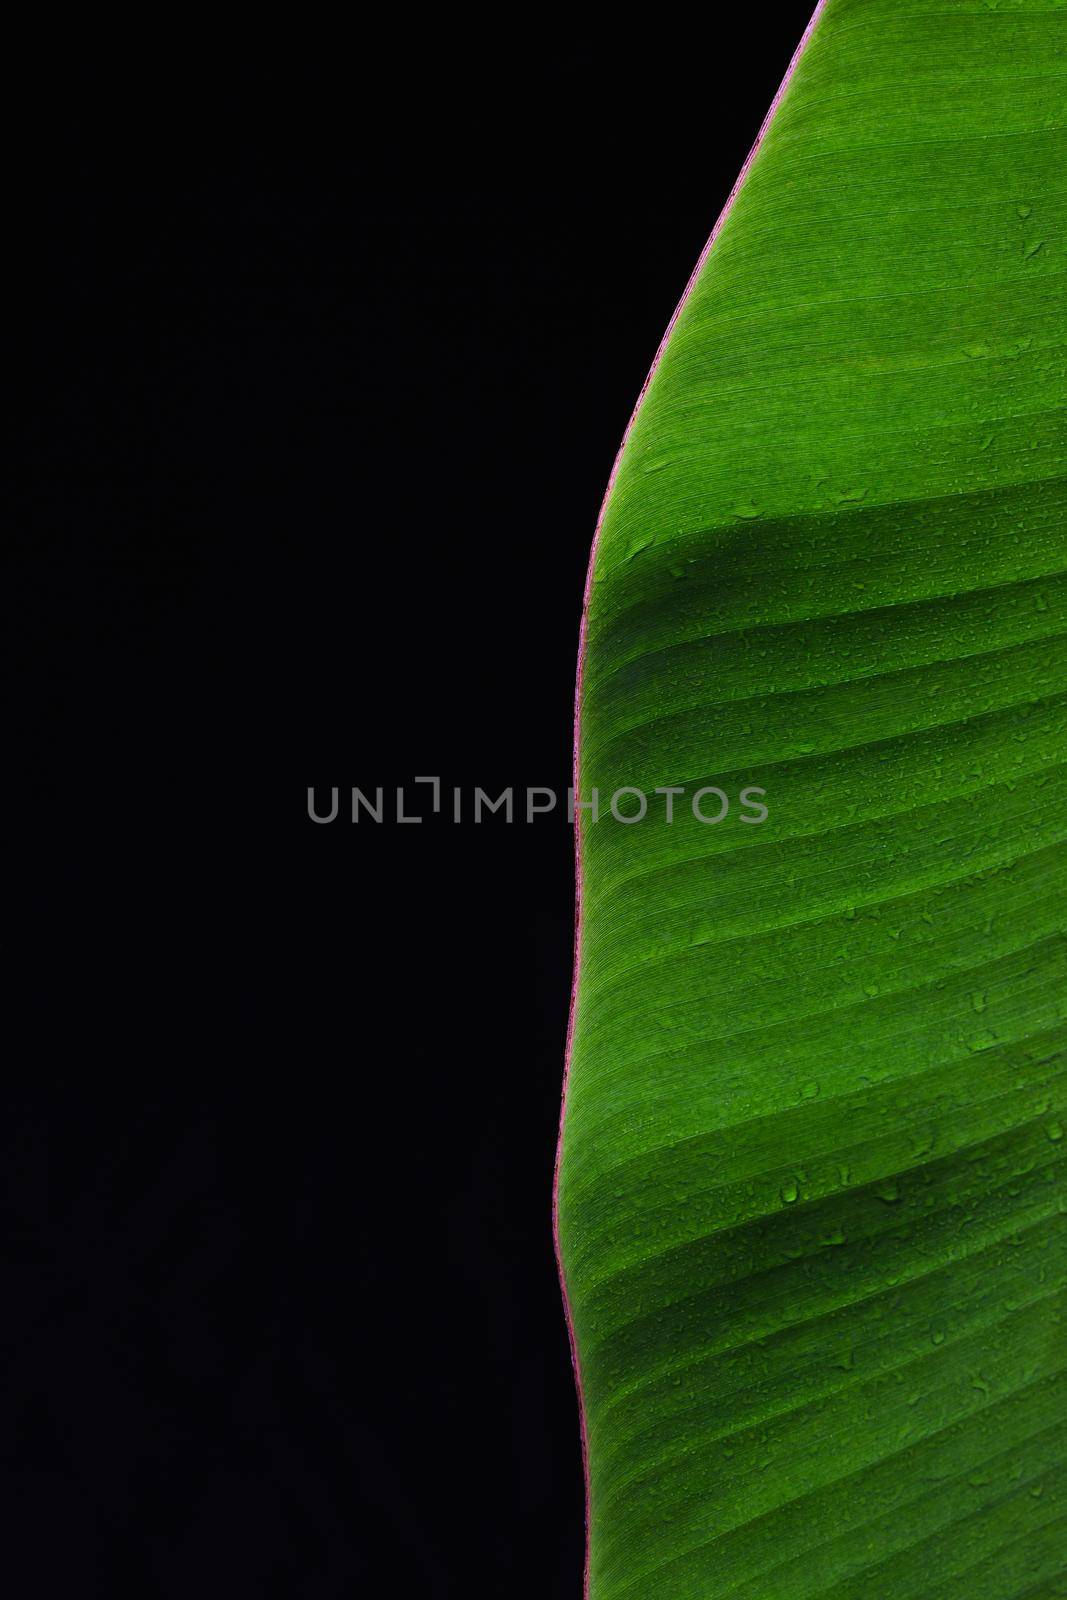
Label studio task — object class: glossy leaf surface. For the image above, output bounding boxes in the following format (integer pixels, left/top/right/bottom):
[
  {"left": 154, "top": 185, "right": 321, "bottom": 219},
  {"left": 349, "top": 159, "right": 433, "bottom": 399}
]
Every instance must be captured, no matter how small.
[{"left": 556, "top": 3, "right": 1067, "bottom": 1596}]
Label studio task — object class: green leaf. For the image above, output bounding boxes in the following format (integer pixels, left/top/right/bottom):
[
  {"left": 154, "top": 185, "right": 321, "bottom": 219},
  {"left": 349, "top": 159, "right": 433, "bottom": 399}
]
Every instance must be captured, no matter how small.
[{"left": 555, "top": 3, "right": 1067, "bottom": 1596}]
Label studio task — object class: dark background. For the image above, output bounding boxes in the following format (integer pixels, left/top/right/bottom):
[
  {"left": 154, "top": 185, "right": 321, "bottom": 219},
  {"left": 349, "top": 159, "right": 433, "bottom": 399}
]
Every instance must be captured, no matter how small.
[{"left": 12, "top": 12, "right": 815, "bottom": 1595}]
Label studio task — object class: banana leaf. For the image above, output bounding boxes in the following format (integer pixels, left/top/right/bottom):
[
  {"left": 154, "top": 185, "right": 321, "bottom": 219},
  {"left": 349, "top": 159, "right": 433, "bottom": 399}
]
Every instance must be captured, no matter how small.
[{"left": 555, "top": 3, "right": 1067, "bottom": 1596}]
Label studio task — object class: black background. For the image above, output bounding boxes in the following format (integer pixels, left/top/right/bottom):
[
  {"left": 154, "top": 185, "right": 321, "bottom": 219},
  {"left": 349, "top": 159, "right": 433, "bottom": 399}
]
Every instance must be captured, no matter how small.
[{"left": 12, "top": 12, "right": 815, "bottom": 1595}]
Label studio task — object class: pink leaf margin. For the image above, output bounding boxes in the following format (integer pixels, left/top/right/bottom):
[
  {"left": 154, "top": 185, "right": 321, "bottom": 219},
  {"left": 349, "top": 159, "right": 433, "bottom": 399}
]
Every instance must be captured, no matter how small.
[{"left": 550, "top": 4, "right": 830, "bottom": 1594}]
